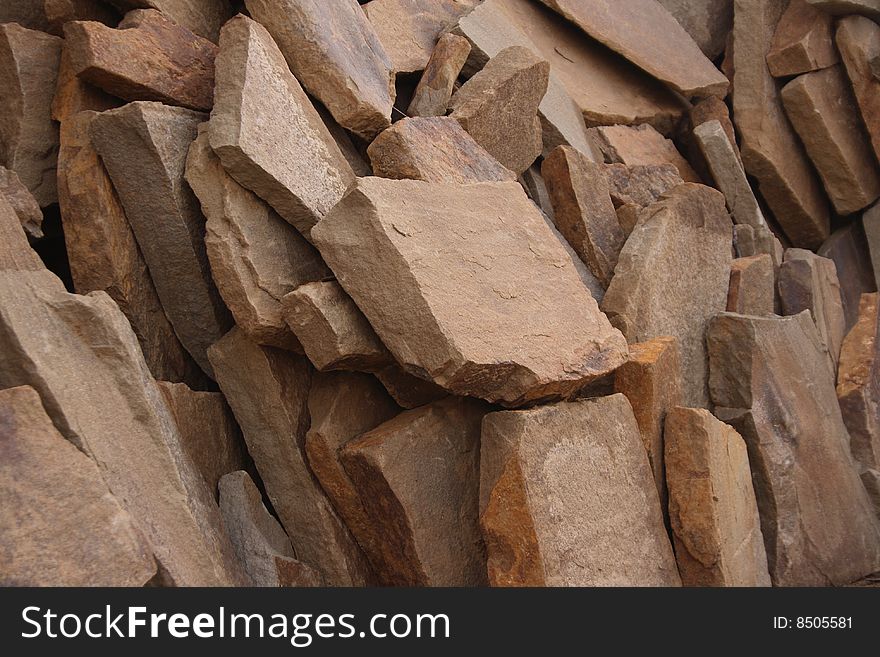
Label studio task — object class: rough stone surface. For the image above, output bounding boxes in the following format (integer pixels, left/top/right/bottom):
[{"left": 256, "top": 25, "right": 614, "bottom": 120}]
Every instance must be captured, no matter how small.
[
  {"left": 374, "top": 365, "right": 447, "bottom": 409},
  {"left": 0, "top": 165, "right": 42, "bottom": 239},
  {"left": 368, "top": 117, "right": 515, "bottom": 184},
  {"left": 209, "top": 15, "right": 355, "bottom": 239},
  {"left": 603, "top": 163, "right": 683, "bottom": 210},
  {"left": 734, "top": 223, "right": 785, "bottom": 271},
  {"left": 51, "top": 42, "right": 120, "bottom": 124},
  {"left": 0, "top": 385, "right": 157, "bottom": 586},
  {"left": 340, "top": 396, "right": 490, "bottom": 586},
  {"left": 44, "top": 0, "right": 119, "bottom": 36},
  {"left": 107, "top": 0, "right": 232, "bottom": 42},
  {"left": 819, "top": 220, "right": 878, "bottom": 330},
  {"left": 767, "top": 0, "right": 838, "bottom": 77},
  {"left": 656, "top": 0, "right": 733, "bottom": 60},
  {"left": 727, "top": 255, "right": 776, "bottom": 316},
  {"left": 90, "top": 101, "right": 232, "bottom": 377},
  {"left": 868, "top": 203, "right": 880, "bottom": 290},
  {"left": 0, "top": 23, "right": 61, "bottom": 206},
  {"left": 807, "top": 0, "right": 880, "bottom": 20},
  {"left": 690, "top": 96, "right": 740, "bottom": 163},
  {"left": 836, "top": 16, "right": 880, "bottom": 165},
  {"left": 244, "top": 0, "right": 394, "bottom": 140},
  {"left": 408, "top": 32, "right": 471, "bottom": 118},
  {"left": 0, "top": 195, "right": 42, "bottom": 272},
  {"left": 0, "top": 1, "right": 51, "bottom": 32},
  {"left": 588, "top": 124, "right": 700, "bottom": 184},
  {"left": 603, "top": 184, "right": 733, "bottom": 407},
  {"left": 708, "top": 311, "right": 880, "bottom": 586},
  {"left": 312, "top": 178, "right": 628, "bottom": 407},
  {"left": 481, "top": 395, "right": 680, "bottom": 587},
  {"left": 664, "top": 407, "right": 771, "bottom": 587}
]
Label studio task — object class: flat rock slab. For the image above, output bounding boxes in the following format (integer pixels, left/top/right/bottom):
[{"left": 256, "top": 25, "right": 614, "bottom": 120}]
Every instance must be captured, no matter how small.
[
  {"left": 244, "top": 0, "right": 394, "bottom": 140},
  {"left": 588, "top": 124, "right": 700, "bottom": 184},
  {"left": 727, "top": 254, "right": 776, "bottom": 316},
  {"left": 602, "top": 183, "right": 733, "bottom": 407},
  {"left": 369, "top": 117, "right": 515, "bottom": 184},
  {"left": 209, "top": 15, "right": 355, "bottom": 239},
  {"left": 408, "top": 32, "right": 472, "bottom": 118},
  {"left": 0, "top": 385, "right": 156, "bottom": 586},
  {"left": 708, "top": 311, "right": 880, "bottom": 586},
  {"left": 90, "top": 101, "right": 232, "bottom": 378},
  {"left": 107, "top": 0, "right": 232, "bottom": 42},
  {"left": 340, "top": 396, "right": 490, "bottom": 586},
  {"left": 481, "top": 395, "right": 680, "bottom": 586},
  {"left": 665, "top": 407, "right": 771, "bottom": 586},
  {"left": 64, "top": 9, "right": 217, "bottom": 112},
  {"left": 312, "top": 177, "right": 628, "bottom": 407},
  {"left": 767, "top": 0, "right": 838, "bottom": 77},
  {"left": 656, "top": 0, "right": 733, "bottom": 60},
  {"left": 836, "top": 16, "right": 880, "bottom": 166},
  {"left": 0, "top": 165, "right": 41, "bottom": 239}
]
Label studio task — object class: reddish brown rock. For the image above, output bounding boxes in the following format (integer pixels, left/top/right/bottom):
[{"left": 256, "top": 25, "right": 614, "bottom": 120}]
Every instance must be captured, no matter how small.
[
  {"left": 51, "top": 43, "right": 120, "bottom": 124},
  {"left": 767, "top": 0, "right": 838, "bottom": 77},
  {"left": 0, "top": 1, "right": 50, "bottom": 32},
  {"left": 734, "top": 223, "right": 785, "bottom": 271},
  {"left": 807, "top": 0, "right": 880, "bottom": 20},
  {"left": 374, "top": 365, "right": 447, "bottom": 410},
  {"left": 408, "top": 32, "right": 472, "bottom": 118},
  {"left": 819, "top": 220, "right": 878, "bottom": 330},
  {"left": 603, "top": 163, "right": 683, "bottom": 210},
  {"left": 690, "top": 96, "right": 739, "bottom": 164},
  {"left": 0, "top": 165, "right": 42, "bottom": 239},
  {"left": 836, "top": 16, "right": 880, "bottom": 165},
  {"left": 868, "top": 203, "right": 880, "bottom": 289},
  {"left": 44, "top": 0, "right": 118, "bottom": 35},
  {"left": 0, "top": 194, "right": 43, "bottom": 271},
  {"left": 656, "top": 0, "right": 733, "bottom": 60},
  {"left": 727, "top": 255, "right": 776, "bottom": 316},
  {"left": 106, "top": 0, "right": 232, "bottom": 42},
  {"left": 588, "top": 124, "right": 700, "bottom": 183}
]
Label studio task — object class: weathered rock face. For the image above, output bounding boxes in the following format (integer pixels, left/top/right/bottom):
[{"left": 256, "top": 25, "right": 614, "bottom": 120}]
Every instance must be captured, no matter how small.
[
  {"left": 734, "top": 223, "right": 785, "bottom": 270},
  {"left": 0, "top": 270, "right": 245, "bottom": 586},
  {"left": 708, "top": 311, "right": 880, "bottom": 586},
  {"left": 664, "top": 407, "right": 771, "bottom": 587},
  {"left": 604, "top": 163, "right": 683, "bottom": 211},
  {"left": 728, "top": 255, "right": 776, "bottom": 316},
  {"left": 90, "top": 101, "right": 232, "bottom": 377},
  {"left": 368, "top": 117, "right": 515, "bottom": 184},
  {"left": 656, "top": 0, "right": 733, "bottom": 60},
  {"left": 0, "top": 165, "right": 42, "bottom": 239},
  {"left": 51, "top": 42, "right": 120, "bottom": 124},
  {"left": 408, "top": 33, "right": 472, "bottom": 118},
  {"left": 0, "top": 23, "right": 62, "bottom": 206},
  {"left": 0, "top": 195, "right": 43, "bottom": 271},
  {"left": 312, "top": 177, "right": 628, "bottom": 407},
  {"left": 64, "top": 10, "right": 217, "bottom": 112},
  {"left": 44, "top": 0, "right": 119, "bottom": 36},
  {"left": 603, "top": 184, "right": 733, "bottom": 407},
  {"left": 588, "top": 124, "right": 700, "bottom": 184},
  {"left": 836, "top": 16, "right": 880, "bottom": 165},
  {"left": 244, "top": 0, "right": 394, "bottom": 140},
  {"left": 807, "top": 0, "right": 880, "bottom": 20},
  {"left": 0, "top": 385, "right": 157, "bottom": 586},
  {"left": 106, "top": 0, "right": 232, "bottom": 42},
  {"left": 374, "top": 365, "right": 447, "bottom": 410},
  {"left": 208, "top": 327, "right": 372, "bottom": 586},
  {"left": 481, "top": 395, "right": 680, "bottom": 587},
  {"left": 868, "top": 203, "right": 880, "bottom": 290},
  {"left": 340, "top": 396, "right": 490, "bottom": 586},
  {"left": 819, "top": 221, "right": 878, "bottom": 331},
  {"left": 209, "top": 15, "right": 355, "bottom": 239},
  {"left": 0, "top": 1, "right": 51, "bottom": 32},
  {"left": 450, "top": 46, "right": 548, "bottom": 175},
  {"left": 186, "top": 124, "right": 328, "bottom": 350},
  {"left": 767, "top": 0, "right": 838, "bottom": 77}
]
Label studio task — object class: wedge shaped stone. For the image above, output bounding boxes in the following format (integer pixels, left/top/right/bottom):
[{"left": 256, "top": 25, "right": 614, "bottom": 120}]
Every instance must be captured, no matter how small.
[
  {"left": 51, "top": 41, "right": 120, "bottom": 124},
  {"left": 0, "top": 195, "right": 43, "bottom": 271},
  {"left": 106, "top": 0, "right": 232, "bottom": 42},
  {"left": 656, "top": 0, "right": 733, "bottom": 60},
  {"left": 819, "top": 221, "right": 878, "bottom": 331},
  {"left": 603, "top": 163, "right": 683, "bottom": 211},
  {"left": 588, "top": 123, "right": 700, "bottom": 184},
  {"left": 767, "top": 0, "right": 838, "bottom": 77},
  {"left": 408, "top": 32, "right": 472, "bottom": 118},
  {"left": 836, "top": 16, "right": 880, "bottom": 166},
  {"left": 727, "top": 254, "right": 776, "bottom": 316}
]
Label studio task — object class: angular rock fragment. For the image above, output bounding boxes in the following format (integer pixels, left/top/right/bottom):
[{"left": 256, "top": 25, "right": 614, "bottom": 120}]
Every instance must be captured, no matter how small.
[
  {"left": 209, "top": 15, "right": 355, "bottom": 239},
  {"left": 368, "top": 117, "right": 515, "bottom": 184},
  {"left": 819, "top": 221, "right": 878, "bottom": 330},
  {"left": 767, "top": 0, "right": 838, "bottom": 77},
  {"left": 690, "top": 96, "right": 739, "bottom": 161},
  {"left": 872, "top": 54, "right": 880, "bottom": 80},
  {"left": 208, "top": 327, "right": 372, "bottom": 585},
  {"left": 603, "top": 184, "right": 733, "bottom": 407},
  {"left": 868, "top": 203, "right": 880, "bottom": 289},
  {"left": 656, "top": 0, "right": 733, "bottom": 60},
  {"left": 90, "top": 101, "right": 232, "bottom": 377},
  {"left": 44, "top": 0, "right": 118, "bottom": 36},
  {"left": 408, "top": 32, "right": 472, "bottom": 118},
  {"left": 282, "top": 281, "right": 392, "bottom": 372},
  {"left": 340, "top": 396, "right": 490, "bottom": 586},
  {"left": 588, "top": 124, "right": 700, "bottom": 183},
  {"left": 244, "top": 0, "right": 394, "bottom": 140},
  {"left": 0, "top": 1, "right": 50, "bottom": 32},
  {"left": 51, "top": 43, "right": 120, "bottom": 124},
  {"left": 186, "top": 125, "right": 328, "bottom": 350},
  {"left": 449, "top": 46, "right": 548, "bottom": 175},
  {"left": 603, "top": 163, "right": 683, "bottom": 210},
  {"left": 481, "top": 395, "right": 680, "bottom": 587},
  {"left": 0, "top": 23, "right": 61, "bottom": 206},
  {"left": 374, "top": 365, "right": 447, "bottom": 409},
  {"left": 0, "top": 165, "right": 42, "bottom": 239},
  {"left": 807, "top": 0, "right": 880, "bottom": 20},
  {"left": 64, "top": 10, "right": 217, "bottom": 112},
  {"left": 107, "top": 0, "right": 232, "bottom": 42},
  {"left": 836, "top": 16, "right": 880, "bottom": 164},
  {"left": 312, "top": 178, "right": 628, "bottom": 407},
  {"left": 708, "top": 311, "right": 880, "bottom": 586},
  {"left": 664, "top": 407, "right": 771, "bottom": 587},
  {"left": 0, "top": 385, "right": 156, "bottom": 587},
  {"left": 727, "top": 255, "right": 776, "bottom": 316},
  {"left": 734, "top": 223, "right": 785, "bottom": 271},
  {"left": 0, "top": 195, "right": 43, "bottom": 271}
]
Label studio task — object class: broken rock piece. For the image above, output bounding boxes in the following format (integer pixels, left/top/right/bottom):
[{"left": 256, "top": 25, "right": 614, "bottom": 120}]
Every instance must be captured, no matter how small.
[
  {"left": 603, "top": 163, "right": 683, "bottom": 211},
  {"left": 0, "top": 165, "right": 42, "bottom": 239},
  {"left": 727, "top": 255, "right": 776, "bottom": 316},
  {"left": 767, "top": 0, "right": 838, "bottom": 77},
  {"left": 374, "top": 365, "right": 448, "bottom": 410},
  {"left": 656, "top": 0, "right": 733, "bottom": 60},
  {"left": 106, "top": 0, "right": 232, "bottom": 42},
  {"left": 836, "top": 16, "right": 880, "bottom": 165},
  {"left": 408, "top": 32, "right": 472, "bottom": 118},
  {"left": 588, "top": 124, "right": 700, "bottom": 184},
  {"left": 819, "top": 221, "right": 878, "bottom": 331},
  {"left": 0, "top": 194, "right": 43, "bottom": 271}
]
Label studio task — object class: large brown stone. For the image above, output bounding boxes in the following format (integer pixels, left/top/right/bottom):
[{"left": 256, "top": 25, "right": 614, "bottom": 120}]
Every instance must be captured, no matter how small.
[
  {"left": 186, "top": 124, "right": 328, "bottom": 350},
  {"left": 807, "top": 0, "right": 880, "bottom": 20},
  {"left": 340, "top": 396, "right": 489, "bottom": 586},
  {"left": 767, "top": 0, "right": 838, "bottom": 78},
  {"left": 664, "top": 407, "right": 771, "bottom": 587},
  {"left": 836, "top": 16, "right": 880, "bottom": 165},
  {"left": 603, "top": 184, "right": 733, "bottom": 407},
  {"left": 0, "top": 1, "right": 50, "bottom": 32},
  {"left": 481, "top": 395, "right": 680, "bottom": 586},
  {"left": 311, "top": 178, "right": 628, "bottom": 407},
  {"left": 0, "top": 165, "right": 42, "bottom": 239},
  {"left": 0, "top": 195, "right": 43, "bottom": 271},
  {"left": 727, "top": 255, "right": 776, "bottom": 316},
  {"left": 90, "top": 101, "right": 232, "bottom": 377},
  {"left": 244, "top": 0, "right": 394, "bottom": 140},
  {"left": 64, "top": 10, "right": 217, "bottom": 112},
  {"left": 51, "top": 42, "right": 120, "bottom": 124},
  {"left": 656, "top": 0, "right": 733, "bottom": 60},
  {"left": 819, "top": 220, "right": 878, "bottom": 330},
  {"left": 106, "top": 0, "right": 232, "bottom": 42},
  {"left": 0, "top": 270, "right": 245, "bottom": 586},
  {"left": 208, "top": 327, "right": 372, "bottom": 585},
  {"left": 44, "top": 0, "right": 118, "bottom": 36},
  {"left": 708, "top": 311, "right": 880, "bottom": 585},
  {"left": 588, "top": 124, "right": 700, "bottom": 184},
  {"left": 209, "top": 15, "right": 355, "bottom": 239},
  {"left": 0, "top": 23, "right": 61, "bottom": 206},
  {"left": 408, "top": 32, "right": 472, "bottom": 118},
  {"left": 732, "top": 0, "right": 829, "bottom": 249}
]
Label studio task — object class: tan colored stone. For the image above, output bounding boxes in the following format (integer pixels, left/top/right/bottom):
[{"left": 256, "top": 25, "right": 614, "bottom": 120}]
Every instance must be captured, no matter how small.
[
  {"left": 836, "top": 16, "right": 880, "bottom": 166},
  {"left": 665, "top": 407, "right": 771, "bottom": 587},
  {"left": 616, "top": 204, "right": 641, "bottom": 238},
  {"left": 51, "top": 42, "right": 119, "bottom": 124},
  {"left": 819, "top": 220, "right": 878, "bottom": 330},
  {"left": 408, "top": 32, "right": 471, "bottom": 118},
  {"left": 208, "top": 327, "right": 372, "bottom": 585},
  {"left": 106, "top": 0, "right": 232, "bottom": 42},
  {"left": 656, "top": 0, "right": 733, "bottom": 60},
  {"left": 519, "top": 165, "right": 554, "bottom": 220},
  {"left": 0, "top": 385, "right": 156, "bottom": 586},
  {"left": 481, "top": 395, "right": 680, "bottom": 587},
  {"left": 374, "top": 365, "right": 447, "bottom": 409},
  {"left": 244, "top": 0, "right": 394, "bottom": 140},
  {"left": 312, "top": 178, "right": 628, "bottom": 407},
  {"left": 767, "top": 0, "right": 838, "bottom": 77},
  {"left": 603, "top": 163, "right": 683, "bottom": 210},
  {"left": 734, "top": 223, "right": 785, "bottom": 271},
  {"left": 588, "top": 124, "right": 701, "bottom": 184},
  {"left": 209, "top": 15, "right": 355, "bottom": 239},
  {"left": 44, "top": 0, "right": 118, "bottom": 36},
  {"left": 690, "top": 96, "right": 739, "bottom": 163},
  {"left": 727, "top": 255, "right": 776, "bottom": 316},
  {"left": 807, "top": 0, "right": 880, "bottom": 20},
  {"left": 0, "top": 195, "right": 43, "bottom": 272},
  {"left": 0, "top": 165, "right": 42, "bottom": 239}
]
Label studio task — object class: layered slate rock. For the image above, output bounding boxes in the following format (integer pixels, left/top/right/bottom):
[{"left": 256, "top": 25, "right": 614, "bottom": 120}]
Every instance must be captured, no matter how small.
[
  {"left": 186, "top": 125, "right": 329, "bottom": 350},
  {"left": 0, "top": 270, "right": 245, "bottom": 586},
  {"left": 0, "top": 23, "right": 62, "bottom": 206},
  {"left": 90, "top": 101, "right": 232, "bottom": 377},
  {"left": 588, "top": 124, "right": 700, "bottom": 184},
  {"left": 106, "top": 0, "right": 232, "bottom": 42},
  {"left": 836, "top": 16, "right": 880, "bottom": 164},
  {"left": 0, "top": 165, "right": 42, "bottom": 239},
  {"left": 664, "top": 407, "right": 771, "bottom": 587},
  {"left": 408, "top": 33, "right": 472, "bottom": 118},
  {"left": 731, "top": 0, "right": 829, "bottom": 249},
  {"left": 602, "top": 184, "right": 733, "bottom": 407},
  {"left": 368, "top": 117, "right": 515, "bottom": 184},
  {"left": 481, "top": 395, "right": 680, "bottom": 587},
  {"left": 708, "top": 311, "right": 880, "bottom": 586},
  {"left": 0, "top": 195, "right": 43, "bottom": 271},
  {"left": 449, "top": 46, "right": 548, "bottom": 175},
  {"left": 819, "top": 221, "right": 878, "bottom": 331},
  {"left": 312, "top": 178, "right": 628, "bottom": 407},
  {"left": 542, "top": 145, "right": 624, "bottom": 287},
  {"left": 781, "top": 65, "right": 880, "bottom": 216},
  {"left": 0, "top": 385, "right": 156, "bottom": 586},
  {"left": 340, "top": 396, "right": 490, "bottom": 586},
  {"left": 209, "top": 15, "right": 355, "bottom": 239},
  {"left": 244, "top": 0, "right": 394, "bottom": 140},
  {"left": 656, "top": 0, "right": 733, "bottom": 60},
  {"left": 64, "top": 9, "right": 217, "bottom": 112},
  {"left": 208, "top": 327, "right": 372, "bottom": 586},
  {"left": 767, "top": 0, "right": 838, "bottom": 77},
  {"left": 728, "top": 255, "right": 776, "bottom": 316}
]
